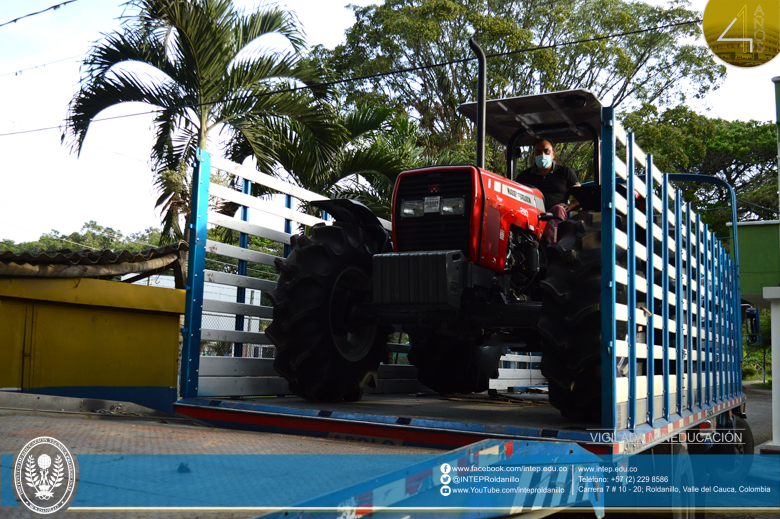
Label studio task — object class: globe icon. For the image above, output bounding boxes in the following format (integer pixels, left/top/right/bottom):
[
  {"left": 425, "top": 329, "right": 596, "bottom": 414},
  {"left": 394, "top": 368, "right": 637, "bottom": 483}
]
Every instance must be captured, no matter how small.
[{"left": 37, "top": 454, "right": 51, "bottom": 470}]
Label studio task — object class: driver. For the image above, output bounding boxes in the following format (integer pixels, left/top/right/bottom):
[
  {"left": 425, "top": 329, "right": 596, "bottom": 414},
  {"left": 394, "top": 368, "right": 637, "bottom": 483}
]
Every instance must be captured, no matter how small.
[{"left": 515, "top": 138, "right": 580, "bottom": 220}]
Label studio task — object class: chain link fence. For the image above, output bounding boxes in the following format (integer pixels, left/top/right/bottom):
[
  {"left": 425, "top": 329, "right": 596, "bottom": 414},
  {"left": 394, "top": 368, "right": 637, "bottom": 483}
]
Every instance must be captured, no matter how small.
[{"left": 200, "top": 311, "right": 276, "bottom": 358}]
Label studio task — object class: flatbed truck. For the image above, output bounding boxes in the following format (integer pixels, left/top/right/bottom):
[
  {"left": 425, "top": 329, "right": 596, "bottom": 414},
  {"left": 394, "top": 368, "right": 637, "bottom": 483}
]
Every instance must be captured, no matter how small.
[{"left": 176, "top": 41, "right": 765, "bottom": 517}]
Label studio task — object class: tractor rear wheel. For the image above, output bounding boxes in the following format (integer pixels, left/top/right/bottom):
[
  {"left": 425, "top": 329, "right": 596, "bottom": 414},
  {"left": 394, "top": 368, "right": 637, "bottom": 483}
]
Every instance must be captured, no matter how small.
[
  {"left": 710, "top": 415, "right": 754, "bottom": 482},
  {"left": 267, "top": 221, "right": 391, "bottom": 402},
  {"left": 538, "top": 212, "right": 609, "bottom": 421}
]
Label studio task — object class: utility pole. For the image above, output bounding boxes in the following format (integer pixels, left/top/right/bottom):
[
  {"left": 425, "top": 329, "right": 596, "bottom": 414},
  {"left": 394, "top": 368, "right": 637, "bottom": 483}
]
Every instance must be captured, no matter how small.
[{"left": 765, "top": 77, "right": 780, "bottom": 452}]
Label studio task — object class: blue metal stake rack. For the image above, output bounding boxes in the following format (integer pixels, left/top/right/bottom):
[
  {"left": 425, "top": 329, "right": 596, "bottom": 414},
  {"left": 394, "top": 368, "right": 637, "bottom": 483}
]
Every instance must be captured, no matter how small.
[
  {"left": 599, "top": 107, "right": 744, "bottom": 439},
  {"left": 178, "top": 112, "right": 747, "bottom": 455}
]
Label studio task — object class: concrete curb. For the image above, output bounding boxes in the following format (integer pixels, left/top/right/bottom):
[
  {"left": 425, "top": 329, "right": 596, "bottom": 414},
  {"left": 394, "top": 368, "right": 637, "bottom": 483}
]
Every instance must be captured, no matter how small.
[
  {"left": 756, "top": 440, "right": 780, "bottom": 455},
  {"left": 0, "top": 390, "right": 174, "bottom": 418}
]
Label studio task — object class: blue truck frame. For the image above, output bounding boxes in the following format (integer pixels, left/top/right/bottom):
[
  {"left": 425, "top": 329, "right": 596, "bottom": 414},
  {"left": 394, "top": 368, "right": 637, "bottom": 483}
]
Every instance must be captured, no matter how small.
[{"left": 176, "top": 104, "right": 749, "bottom": 514}]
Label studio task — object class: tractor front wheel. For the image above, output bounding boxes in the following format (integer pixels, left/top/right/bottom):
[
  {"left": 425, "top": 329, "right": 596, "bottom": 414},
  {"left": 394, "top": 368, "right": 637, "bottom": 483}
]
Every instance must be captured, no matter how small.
[{"left": 267, "top": 222, "right": 391, "bottom": 402}]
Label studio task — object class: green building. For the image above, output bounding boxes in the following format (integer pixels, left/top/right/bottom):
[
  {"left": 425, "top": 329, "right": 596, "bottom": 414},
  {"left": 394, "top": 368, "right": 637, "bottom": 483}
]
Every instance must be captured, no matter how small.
[{"left": 733, "top": 220, "right": 780, "bottom": 309}]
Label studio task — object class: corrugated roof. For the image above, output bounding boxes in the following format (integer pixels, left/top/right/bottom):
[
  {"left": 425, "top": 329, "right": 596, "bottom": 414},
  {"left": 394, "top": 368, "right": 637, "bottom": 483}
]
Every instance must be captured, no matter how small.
[{"left": 0, "top": 242, "right": 188, "bottom": 266}]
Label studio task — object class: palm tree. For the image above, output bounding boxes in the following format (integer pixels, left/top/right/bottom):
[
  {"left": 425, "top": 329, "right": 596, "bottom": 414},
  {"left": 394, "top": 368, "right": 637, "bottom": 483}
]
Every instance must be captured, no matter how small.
[
  {"left": 227, "top": 104, "right": 400, "bottom": 220},
  {"left": 227, "top": 108, "right": 471, "bottom": 221},
  {"left": 64, "top": 0, "right": 337, "bottom": 241}
]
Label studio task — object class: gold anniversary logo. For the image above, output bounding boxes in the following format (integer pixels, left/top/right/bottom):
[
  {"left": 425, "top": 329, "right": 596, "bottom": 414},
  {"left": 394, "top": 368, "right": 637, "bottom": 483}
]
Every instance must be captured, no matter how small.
[{"left": 703, "top": 0, "right": 779, "bottom": 67}]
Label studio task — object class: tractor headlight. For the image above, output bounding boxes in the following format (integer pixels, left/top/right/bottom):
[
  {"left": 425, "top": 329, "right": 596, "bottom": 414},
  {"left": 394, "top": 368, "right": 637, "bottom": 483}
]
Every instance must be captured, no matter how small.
[
  {"left": 401, "top": 200, "right": 424, "bottom": 218},
  {"left": 440, "top": 197, "right": 465, "bottom": 216}
]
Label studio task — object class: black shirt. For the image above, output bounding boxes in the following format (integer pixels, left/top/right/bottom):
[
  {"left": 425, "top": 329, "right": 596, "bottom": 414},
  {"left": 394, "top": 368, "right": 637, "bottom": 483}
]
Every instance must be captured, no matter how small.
[{"left": 515, "top": 163, "right": 579, "bottom": 209}]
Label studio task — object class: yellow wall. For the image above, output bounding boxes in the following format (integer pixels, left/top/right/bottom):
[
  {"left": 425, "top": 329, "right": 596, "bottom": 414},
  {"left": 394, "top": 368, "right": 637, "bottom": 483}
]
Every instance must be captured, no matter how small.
[
  {"left": 0, "top": 278, "right": 185, "bottom": 412},
  {"left": 0, "top": 298, "right": 28, "bottom": 389}
]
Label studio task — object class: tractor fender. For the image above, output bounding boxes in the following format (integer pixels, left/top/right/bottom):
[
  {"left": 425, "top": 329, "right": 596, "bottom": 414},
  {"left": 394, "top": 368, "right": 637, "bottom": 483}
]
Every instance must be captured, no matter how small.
[{"left": 312, "top": 199, "right": 392, "bottom": 253}]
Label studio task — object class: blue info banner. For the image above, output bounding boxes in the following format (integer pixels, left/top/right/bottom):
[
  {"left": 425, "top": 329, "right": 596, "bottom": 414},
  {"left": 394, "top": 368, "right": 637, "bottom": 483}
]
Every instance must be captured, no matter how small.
[
  {"left": 1, "top": 450, "right": 778, "bottom": 512},
  {"left": 578, "top": 454, "right": 779, "bottom": 510},
  {"left": 381, "top": 454, "right": 780, "bottom": 512},
  {"left": 0, "top": 454, "right": 432, "bottom": 508}
]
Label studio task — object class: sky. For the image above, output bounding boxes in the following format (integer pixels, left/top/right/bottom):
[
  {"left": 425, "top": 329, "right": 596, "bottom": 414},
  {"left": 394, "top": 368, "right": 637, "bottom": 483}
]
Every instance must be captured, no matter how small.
[{"left": 0, "top": 0, "right": 778, "bottom": 245}]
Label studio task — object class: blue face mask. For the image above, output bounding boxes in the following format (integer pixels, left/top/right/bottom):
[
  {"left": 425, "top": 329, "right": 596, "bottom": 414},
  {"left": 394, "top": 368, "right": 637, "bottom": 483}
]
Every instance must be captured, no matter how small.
[{"left": 535, "top": 154, "right": 552, "bottom": 169}]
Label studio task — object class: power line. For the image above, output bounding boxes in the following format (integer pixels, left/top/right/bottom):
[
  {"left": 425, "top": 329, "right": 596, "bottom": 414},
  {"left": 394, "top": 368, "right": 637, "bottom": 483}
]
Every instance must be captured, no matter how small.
[
  {"left": 0, "top": 110, "right": 158, "bottom": 137},
  {"left": 737, "top": 197, "right": 780, "bottom": 214},
  {"left": 3, "top": 118, "right": 149, "bottom": 162},
  {"left": 5, "top": 235, "right": 101, "bottom": 250},
  {"left": 691, "top": 198, "right": 779, "bottom": 214},
  {"left": 0, "top": 19, "right": 700, "bottom": 139},
  {"left": 1, "top": 53, "right": 84, "bottom": 78},
  {"left": 0, "top": 0, "right": 80, "bottom": 29},
  {"left": 2, "top": 1, "right": 579, "bottom": 80},
  {"left": 54, "top": 237, "right": 99, "bottom": 250},
  {"left": 200, "top": 19, "right": 703, "bottom": 111}
]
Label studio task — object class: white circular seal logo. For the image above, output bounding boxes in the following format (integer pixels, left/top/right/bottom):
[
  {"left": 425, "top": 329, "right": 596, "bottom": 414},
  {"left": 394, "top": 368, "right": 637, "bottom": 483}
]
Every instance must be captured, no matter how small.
[{"left": 13, "top": 437, "right": 77, "bottom": 514}]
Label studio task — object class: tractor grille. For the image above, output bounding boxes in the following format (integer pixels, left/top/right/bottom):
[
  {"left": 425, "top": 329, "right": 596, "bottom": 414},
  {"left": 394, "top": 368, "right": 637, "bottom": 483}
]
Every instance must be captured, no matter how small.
[{"left": 394, "top": 169, "right": 473, "bottom": 256}]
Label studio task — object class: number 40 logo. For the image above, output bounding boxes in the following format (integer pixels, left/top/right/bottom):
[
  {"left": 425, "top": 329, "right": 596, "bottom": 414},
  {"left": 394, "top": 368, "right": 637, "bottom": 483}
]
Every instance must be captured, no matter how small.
[{"left": 703, "top": 0, "right": 779, "bottom": 67}]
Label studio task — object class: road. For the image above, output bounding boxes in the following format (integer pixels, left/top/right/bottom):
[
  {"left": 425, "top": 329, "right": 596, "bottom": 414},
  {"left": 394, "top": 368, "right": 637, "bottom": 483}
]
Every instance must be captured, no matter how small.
[
  {"left": 704, "top": 383, "right": 778, "bottom": 519},
  {"left": 745, "top": 382, "right": 773, "bottom": 450},
  {"left": 597, "top": 383, "right": 778, "bottom": 519},
  {"left": 0, "top": 386, "right": 775, "bottom": 518}
]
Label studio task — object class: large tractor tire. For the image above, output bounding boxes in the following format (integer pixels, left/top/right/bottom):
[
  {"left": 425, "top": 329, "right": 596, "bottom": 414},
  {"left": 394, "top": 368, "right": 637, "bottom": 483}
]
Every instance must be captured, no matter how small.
[
  {"left": 407, "top": 330, "right": 503, "bottom": 394},
  {"left": 538, "top": 212, "right": 611, "bottom": 421},
  {"left": 710, "top": 415, "right": 754, "bottom": 482},
  {"left": 267, "top": 221, "right": 391, "bottom": 402},
  {"left": 670, "top": 443, "right": 700, "bottom": 519}
]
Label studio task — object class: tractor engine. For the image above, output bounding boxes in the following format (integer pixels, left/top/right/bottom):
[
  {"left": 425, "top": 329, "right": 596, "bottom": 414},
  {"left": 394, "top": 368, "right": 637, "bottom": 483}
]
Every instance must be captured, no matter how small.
[
  {"left": 393, "top": 166, "right": 546, "bottom": 273},
  {"left": 348, "top": 165, "right": 551, "bottom": 394},
  {"left": 371, "top": 165, "right": 548, "bottom": 322}
]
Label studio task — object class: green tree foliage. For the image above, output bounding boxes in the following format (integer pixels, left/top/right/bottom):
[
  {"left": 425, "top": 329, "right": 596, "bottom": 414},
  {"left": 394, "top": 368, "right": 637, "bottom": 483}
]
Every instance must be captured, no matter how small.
[
  {"left": 622, "top": 105, "right": 778, "bottom": 238},
  {"left": 0, "top": 221, "right": 163, "bottom": 254},
  {"left": 63, "top": 0, "right": 335, "bottom": 242},
  {"left": 331, "top": 112, "right": 471, "bottom": 218},
  {"left": 743, "top": 308, "right": 772, "bottom": 380},
  {"left": 228, "top": 106, "right": 470, "bottom": 220},
  {"left": 228, "top": 104, "right": 399, "bottom": 216},
  {"left": 320, "top": 0, "right": 724, "bottom": 157}
]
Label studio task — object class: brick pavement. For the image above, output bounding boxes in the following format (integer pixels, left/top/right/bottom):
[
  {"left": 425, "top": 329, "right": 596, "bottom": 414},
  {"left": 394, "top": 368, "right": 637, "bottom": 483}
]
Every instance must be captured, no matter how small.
[
  {"left": 0, "top": 406, "right": 438, "bottom": 519},
  {"left": 0, "top": 409, "right": 438, "bottom": 455},
  {"left": 0, "top": 390, "right": 776, "bottom": 519}
]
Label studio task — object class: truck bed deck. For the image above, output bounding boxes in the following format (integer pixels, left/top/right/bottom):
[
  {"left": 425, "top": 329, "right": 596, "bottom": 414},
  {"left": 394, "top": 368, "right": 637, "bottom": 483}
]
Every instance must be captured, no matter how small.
[
  {"left": 176, "top": 391, "right": 602, "bottom": 450},
  {"left": 175, "top": 389, "right": 746, "bottom": 453}
]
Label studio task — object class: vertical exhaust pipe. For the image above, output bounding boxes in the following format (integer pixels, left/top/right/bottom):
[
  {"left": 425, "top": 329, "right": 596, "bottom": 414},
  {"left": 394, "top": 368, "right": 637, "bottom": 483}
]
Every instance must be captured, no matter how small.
[{"left": 469, "top": 37, "right": 486, "bottom": 170}]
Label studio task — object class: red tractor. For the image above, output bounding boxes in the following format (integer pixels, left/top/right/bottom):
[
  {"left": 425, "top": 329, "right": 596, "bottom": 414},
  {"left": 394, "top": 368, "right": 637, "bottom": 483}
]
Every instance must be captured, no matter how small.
[{"left": 267, "top": 41, "right": 606, "bottom": 419}]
